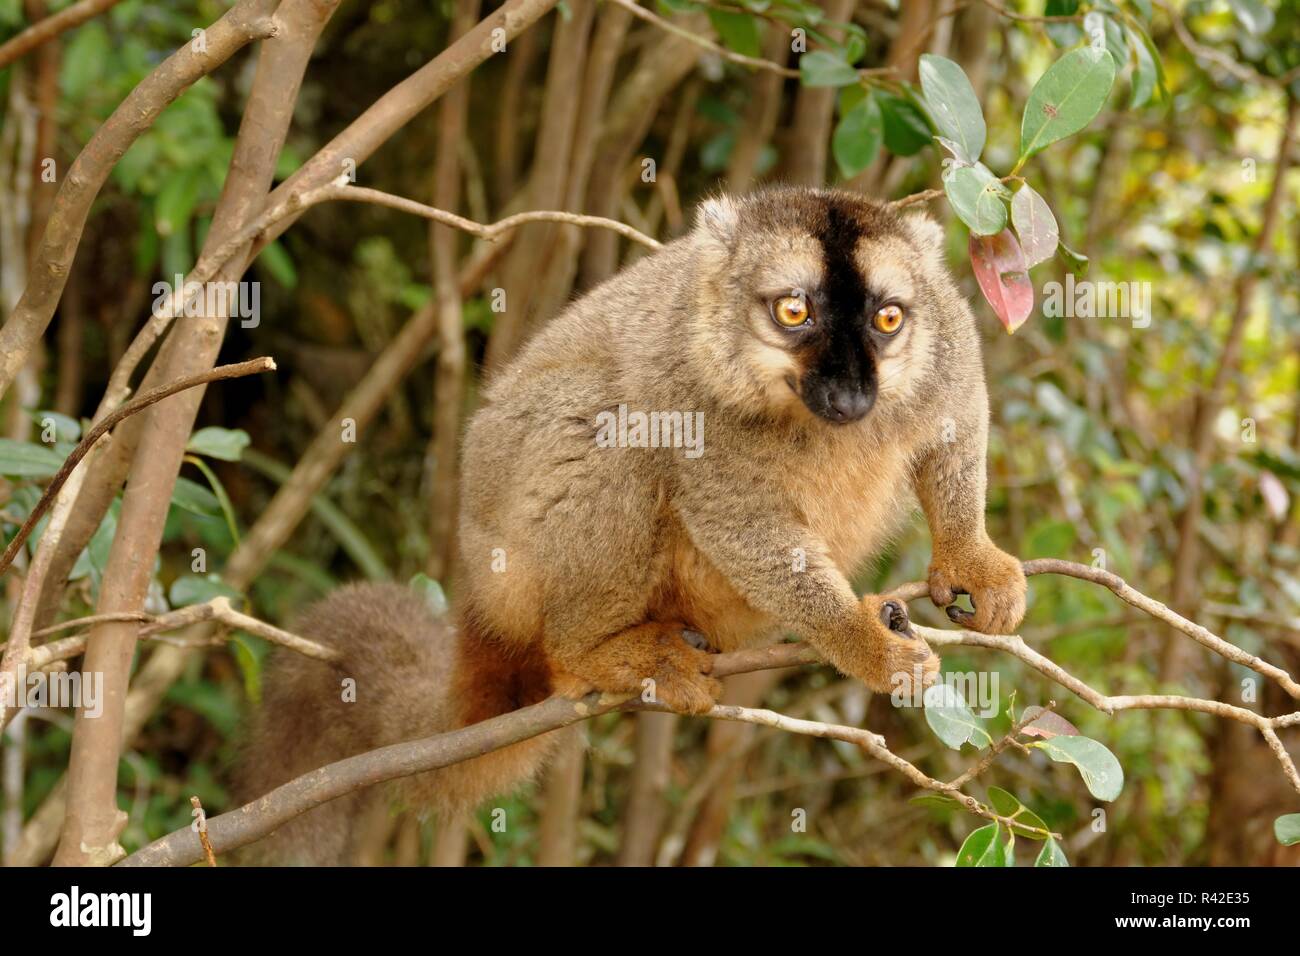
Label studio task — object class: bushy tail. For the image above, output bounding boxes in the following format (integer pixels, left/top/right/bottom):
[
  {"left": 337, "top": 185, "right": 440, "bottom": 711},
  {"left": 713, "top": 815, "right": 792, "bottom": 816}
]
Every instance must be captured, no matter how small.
[{"left": 233, "top": 582, "right": 566, "bottom": 865}]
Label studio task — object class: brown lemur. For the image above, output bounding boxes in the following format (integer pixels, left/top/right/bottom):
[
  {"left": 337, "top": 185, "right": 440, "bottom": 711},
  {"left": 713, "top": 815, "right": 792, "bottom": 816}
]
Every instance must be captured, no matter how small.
[{"left": 236, "top": 186, "right": 1026, "bottom": 863}]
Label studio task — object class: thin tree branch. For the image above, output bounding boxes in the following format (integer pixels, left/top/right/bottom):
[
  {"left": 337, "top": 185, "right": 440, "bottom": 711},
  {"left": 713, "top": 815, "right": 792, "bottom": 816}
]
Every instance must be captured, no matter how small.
[
  {"left": 1156, "top": 0, "right": 1300, "bottom": 89},
  {"left": 0, "top": 358, "right": 276, "bottom": 580},
  {"left": 0, "top": 0, "right": 126, "bottom": 71},
  {"left": 609, "top": 0, "right": 893, "bottom": 80}
]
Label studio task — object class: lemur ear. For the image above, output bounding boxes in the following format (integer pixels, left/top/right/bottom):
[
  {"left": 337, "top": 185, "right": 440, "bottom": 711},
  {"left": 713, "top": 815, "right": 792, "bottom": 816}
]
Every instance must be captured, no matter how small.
[
  {"left": 901, "top": 211, "right": 946, "bottom": 267},
  {"left": 695, "top": 194, "right": 740, "bottom": 246}
]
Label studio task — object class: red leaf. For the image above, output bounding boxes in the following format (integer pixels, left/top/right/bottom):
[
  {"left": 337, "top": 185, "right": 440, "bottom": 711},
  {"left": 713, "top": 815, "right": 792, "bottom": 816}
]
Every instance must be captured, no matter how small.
[
  {"left": 1019, "top": 706, "right": 1080, "bottom": 740},
  {"left": 969, "top": 230, "right": 1033, "bottom": 333}
]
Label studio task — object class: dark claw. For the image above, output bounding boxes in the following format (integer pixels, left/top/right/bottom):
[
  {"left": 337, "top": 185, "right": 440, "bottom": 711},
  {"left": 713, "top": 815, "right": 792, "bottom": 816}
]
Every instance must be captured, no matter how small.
[
  {"left": 945, "top": 590, "right": 975, "bottom": 626},
  {"left": 880, "top": 600, "right": 913, "bottom": 636}
]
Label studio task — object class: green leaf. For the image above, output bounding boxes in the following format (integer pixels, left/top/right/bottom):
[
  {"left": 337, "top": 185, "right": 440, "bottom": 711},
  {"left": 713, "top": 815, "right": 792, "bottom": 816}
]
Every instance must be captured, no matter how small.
[
  {"left": 240, "top": 449, "right": 391, "bottom": 582},
  {"left": 0, "top": 439, "right": 64, "bottom": 477},
  {"left": 1044, "top": 0, "right": 1082, "bottom": 47},
  {"left": 1126, "top": 23, "right": 1157, "bottom": 108},
  {"left": 986, "top": 787, "right": 1052, "bottom": 839},
  {"left": 170, "top": 476, "right": 222, "bottom": 518},
  {"left": 943, "top": 163, "right": 1009, "bottom": 236},
  {"left": 30, "top": 410, "right": 81, "bottom": 443},
  {"left": 155, "top": 168, "right": 202, "bottom": 238},
  {"left": 60, "top": 21, "right": 110, "bottom": 99},
  {"left": 169, "top": 574, "right": 242, "bottom": 608},
  {"left": 184, "top": 455, "right": 241, "bottom": 546},
  {"left": 256, "top": 239, "right": 298, "bottom": 288},
  {"left": 1056, "top": 239, "right": 1090, "bottom": 276},
  {"left": 1035, "top": 837, "right": 1070, "bottom": 866},
  {"left": 409, "top": 573, "right": 450, "bottom": 617},
  {"left": 1100, "top": 14, "right": 1128, "bottom": 71},
  {"left": 1275, "top": 814, "right": 1300, "bottom": 846},
  {"left": 798, "top": 50, "right": 859, "bottom": 88},
  {"left": 919, "top": 54, "right": 986, "bottom": 163},
  {"left": 832, "top": 94, "right": 883, "bottom": 178},
  {"left": 1019, "top": 47, "right": 1116, "bottom": 162},
  {"left": 1033, "top": 734, "right": 1125, "bottom": 801},
  {"left": 186, "top": 427, "right": 251, "bottom": 462},
  {"left": 1010, "top": 184, "right": 1059, "bottom": 267},
  {"left": 879, "top": 92, "right": 933, "bottom": 156},
  {"left": 231, "top": 636, "right": 263, "bottom": 706},
  {"left": 924, "top": 682, "right": 994, "bottom": 750},
  {"left": 956, "top": 823, "right": 1012, "bottom": 866},
  {"left": 707, "top": 9, "right": 761, "bottom": 58},
  {"left": 910, "top": 792, "right": 965, "bottom": 810},
  {"left": 1226, "top": 0, "right": 1273, "bottom": 35},
  {"left": 70, "top": 504, "right": 118, "bottom": 586}
]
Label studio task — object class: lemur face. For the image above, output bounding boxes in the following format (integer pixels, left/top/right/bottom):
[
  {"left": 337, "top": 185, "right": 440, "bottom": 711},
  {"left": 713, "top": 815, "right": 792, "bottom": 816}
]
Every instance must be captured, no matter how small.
[{"left": 696, "top": 188, "right": 941, "bottom": 426}]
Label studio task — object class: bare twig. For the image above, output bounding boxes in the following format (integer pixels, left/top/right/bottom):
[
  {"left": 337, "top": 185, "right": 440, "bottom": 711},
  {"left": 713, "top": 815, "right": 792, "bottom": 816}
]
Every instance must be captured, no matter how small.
[
  {"left": 189, "top": 796, "right": 218, "bottom": 867},
  {"left": 4, "top": 595, "right": 337, "bottom": 671},
  {"left": 329, "top": 184, "right": 661, "bottom": 248}
]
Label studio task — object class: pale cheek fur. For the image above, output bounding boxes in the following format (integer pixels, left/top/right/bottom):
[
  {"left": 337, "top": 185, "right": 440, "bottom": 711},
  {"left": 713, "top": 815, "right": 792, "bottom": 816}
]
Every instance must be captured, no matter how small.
[
  {"left": 743, "top": 339, "right": 804, "bottom": 412},
  {"left": 876, "top": 323, "right": 929, "bottom": 398}
]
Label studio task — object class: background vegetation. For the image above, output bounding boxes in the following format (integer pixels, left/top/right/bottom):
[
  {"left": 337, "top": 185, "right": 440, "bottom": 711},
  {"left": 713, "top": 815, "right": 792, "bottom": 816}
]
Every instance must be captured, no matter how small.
[{"left": 1, "top": 0, "right": 1298, "bottom": 866}]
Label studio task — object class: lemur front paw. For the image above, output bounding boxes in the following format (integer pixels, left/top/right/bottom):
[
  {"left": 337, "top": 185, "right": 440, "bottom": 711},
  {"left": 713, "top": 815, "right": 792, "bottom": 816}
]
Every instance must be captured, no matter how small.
[
  {"left": 643, "top": 635, "right": 722, "bottom": 715},
  {"left": 858, "top": 595, "right": 940, "bottom": 695},
  {"left": 928, "top": 540, "right": 1026, "bottom": 634}
]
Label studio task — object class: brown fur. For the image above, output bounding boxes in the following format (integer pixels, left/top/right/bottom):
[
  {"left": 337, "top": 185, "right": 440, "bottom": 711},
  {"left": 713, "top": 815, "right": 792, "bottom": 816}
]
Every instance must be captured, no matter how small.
[
  {"left": 240, "top": 187, "right": 1025, "bottom": 862},
  {"left": 233, "top": 584, "right": 569, "bottom": 864},
  {"left": 458, "top": 186, "right": 1024, "bottom": 712}
]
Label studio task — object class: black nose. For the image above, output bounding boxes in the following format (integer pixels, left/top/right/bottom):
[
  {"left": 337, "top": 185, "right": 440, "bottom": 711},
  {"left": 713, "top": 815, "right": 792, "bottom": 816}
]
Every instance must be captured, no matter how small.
[{"left": 825, "top": 388, "right": 873, "bottom": 423}]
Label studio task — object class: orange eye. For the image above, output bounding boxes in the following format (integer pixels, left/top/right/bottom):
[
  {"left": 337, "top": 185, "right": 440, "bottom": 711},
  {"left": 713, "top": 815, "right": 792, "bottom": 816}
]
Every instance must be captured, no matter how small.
[
  {"left": 773, "top": 295, "right": 810, "bottom": 327},
  {"left": 873, "top": 304, "right": 904, "bottom": 334}
]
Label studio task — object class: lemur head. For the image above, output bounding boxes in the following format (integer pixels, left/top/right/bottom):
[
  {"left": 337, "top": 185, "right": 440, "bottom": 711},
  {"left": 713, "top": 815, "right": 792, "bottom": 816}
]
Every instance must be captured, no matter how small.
[{"left": 687, "top": 187, "right": 960, "bottom": 426}]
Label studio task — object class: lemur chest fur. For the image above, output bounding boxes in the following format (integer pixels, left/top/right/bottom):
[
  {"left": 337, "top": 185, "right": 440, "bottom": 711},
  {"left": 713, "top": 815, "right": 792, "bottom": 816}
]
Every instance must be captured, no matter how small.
[{"left": 652, "top": 436, "right": 917, "bottom": 652}]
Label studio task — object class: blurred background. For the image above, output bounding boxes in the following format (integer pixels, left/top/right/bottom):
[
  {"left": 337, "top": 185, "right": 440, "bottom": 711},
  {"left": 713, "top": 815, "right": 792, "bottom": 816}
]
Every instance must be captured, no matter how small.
[{"left": 1, "top": 0, "right": 1298, "bottom": 865}]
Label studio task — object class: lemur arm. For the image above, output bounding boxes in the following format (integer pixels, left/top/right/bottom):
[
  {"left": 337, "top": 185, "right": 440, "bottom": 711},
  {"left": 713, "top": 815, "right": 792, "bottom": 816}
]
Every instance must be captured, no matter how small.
[
  {"left": 673, "top": 462, "right": 936, "bottom": 693},
  {"left": 910, "top": 391, "right": 1026, "bottom": 634}
]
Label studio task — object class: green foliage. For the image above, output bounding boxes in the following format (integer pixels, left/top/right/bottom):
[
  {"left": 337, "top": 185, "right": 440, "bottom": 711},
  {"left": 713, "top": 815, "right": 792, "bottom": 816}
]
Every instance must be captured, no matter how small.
[
  {"left": 187, "top": 427, "right": 251, "bottom": 462},
  {"left": 799, "top": 50, "right": 858, "bottom": 87},
  {"left": 956, "top": 822, "right": 1013, "bottom": 866},
  {"left": 831, "top": 94, "right": 882, "bottom": 178},
  {"left": 919, "top": 53, "right": 987, "bottom": 163},
  {"left": 4, "top": 0, "right": 1296, "bottom": 870},
  {"left": 924, "top": 684, "right": 994, "bottom": 750},
  {"left": 1032, "top": 735, "right": 1125, "bottom": 802},
  {"left": 0, "top": 439, "right": 63, "bottom": 477},
  {"left": 1019, "top": 47, "right": 1116, "bottom": 162}
]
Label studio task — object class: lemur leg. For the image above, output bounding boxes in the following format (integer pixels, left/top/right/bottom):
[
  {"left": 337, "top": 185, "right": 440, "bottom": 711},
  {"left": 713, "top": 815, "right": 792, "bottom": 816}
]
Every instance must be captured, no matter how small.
[
  {"left": 545, "top": 622, "right": 722, "bottom": 715},
  {"left": 911, "top": 399, "right": 1026, "bottom": 635}
]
